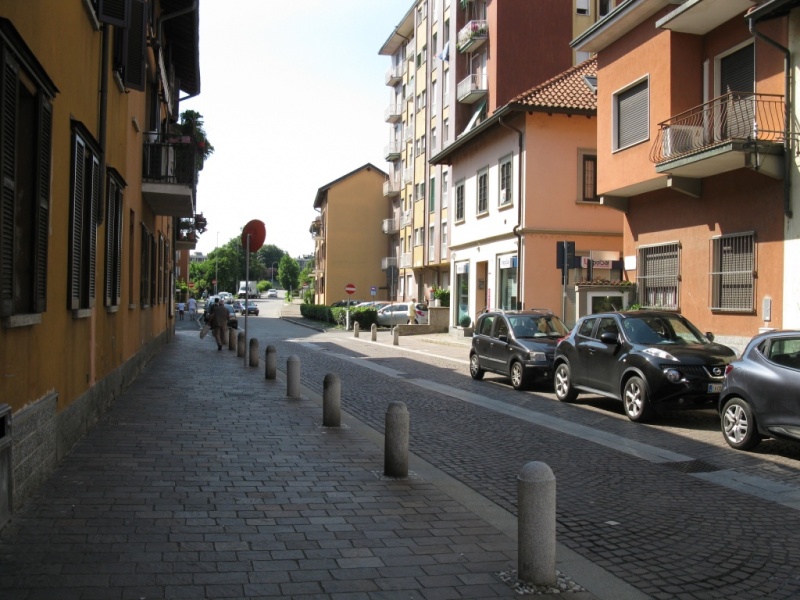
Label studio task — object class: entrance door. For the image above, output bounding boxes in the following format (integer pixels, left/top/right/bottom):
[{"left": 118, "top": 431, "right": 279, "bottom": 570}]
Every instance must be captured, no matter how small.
[
  {"left": 718, "top": 43, "right": 754, "bottom": 140},
  {"left": 476, "top": 261, "right": 488, "bottom": 315}
]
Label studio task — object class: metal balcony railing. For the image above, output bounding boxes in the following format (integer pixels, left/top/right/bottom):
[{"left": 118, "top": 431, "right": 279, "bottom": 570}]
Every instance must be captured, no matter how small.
[
  {"left": 381, "top": 257, "right": 397, "bottom": 270},
  {"left": 383, "top": 219, "right": 400, "bottom": 234},
  {"left": 385, "top": 64, "right": 403, "bottom": 86},
  {"left": 457, "top": 20, "right": 488, "bottom": 53},
  {"left": 385, "top": 104, "right": 402, "bottom": 123},
  {"left": 457, "top": 73, "right": 488, "bottom": 103},
  {"left": 384, "top": 141, "right": 402, "bottom": 161},
  {"left": 142, "top": 133, "right": 198, "bottom": 186},
  {"left": 400, "top": 209, "right": 413, "bottom": 228},
  {"left": 400, "top": 253, "right": 413, "bottom": 268},
  {"left": 383, "top": 180, "right": 401, "bottom": 197},
  {"left": 650, "top": 92, "right": 785, "bottom": 164}
]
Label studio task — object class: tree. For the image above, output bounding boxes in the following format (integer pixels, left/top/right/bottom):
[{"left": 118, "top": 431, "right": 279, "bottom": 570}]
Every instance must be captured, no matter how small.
[
  {"left": 174, "top": 109, "right": 214, "bottom": 182},
  {"left": 278, "top": 255, "right": 300, "bottom": 293}
]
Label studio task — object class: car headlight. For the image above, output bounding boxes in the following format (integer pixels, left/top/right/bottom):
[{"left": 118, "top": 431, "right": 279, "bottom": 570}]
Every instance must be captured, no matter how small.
[
  {"left": 642, "top": 347, "right": 678, "bottom": 361},
  {"left": 664, "top": 368, "right": 682, "bottom": 383},
  {"left": 527, "top": 351, "right": 546, "bottom": 362}
]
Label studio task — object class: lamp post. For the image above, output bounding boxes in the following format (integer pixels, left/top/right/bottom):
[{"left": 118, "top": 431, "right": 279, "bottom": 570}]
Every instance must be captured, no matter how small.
[
  {"left": 271, "top": 262, "right": 278, "bottom": 288},
  {"left": 214, "top": 232, "right": 219, "bottom": 295}
]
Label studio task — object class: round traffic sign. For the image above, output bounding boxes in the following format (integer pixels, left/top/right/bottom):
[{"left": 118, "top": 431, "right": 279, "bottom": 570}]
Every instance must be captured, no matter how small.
[
  {"left": 241, "top": 219, "right": 266, "bottom": 251},
  {"left": 345, "top": 283, "right": 356, "bottom": 295}
]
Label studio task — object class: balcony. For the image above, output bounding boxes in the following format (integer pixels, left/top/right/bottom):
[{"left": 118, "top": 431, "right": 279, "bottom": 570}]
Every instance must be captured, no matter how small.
[
  {"left": 383, "top": 179, "right": 401, "bottom": 197},
  {"left": 399, "top": 253, "right": 413, "bottom": 268},
  {"left": 142, "top": 134, "right": 197, "bottom": 217},
  {"left": 457, "top": 73, "right": 487, "bottom": 104},
  {"left": 403, "top": 167, "right": 414, "bottom": 184},
  {"left": 404, "top": 123, "right": 414, "bottom": 142},
  {"left": 385, "top": 103, "right": 402, "bottom": 123},
  {"left": 457, "top": 20, "right": 488, "bottom": 53},
  {"left": 383, "top": 218, "right": 400, "bottom": 234},
  {"left": 400, "top": 209, "right": 413, "bottom": 228},
  {"left": 650, "top": 92, "right": 785, "bottom": 180},
  {"left": 175, "top": 213, "right": 207, "bottom": 250},
  {"left": 384, "top": 141, "right": 402, "bottom": 161},
  {"left": 381, "top": 256, "right": 397, "bottom": 270},
  {"left": 385, "top": 64, "right": 403, "bottom": 86}
]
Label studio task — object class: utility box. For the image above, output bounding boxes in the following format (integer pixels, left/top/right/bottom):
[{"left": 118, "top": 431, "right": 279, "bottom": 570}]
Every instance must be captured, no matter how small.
[{"left": 0, "top": 404, "right": 11, "bottom": 527}]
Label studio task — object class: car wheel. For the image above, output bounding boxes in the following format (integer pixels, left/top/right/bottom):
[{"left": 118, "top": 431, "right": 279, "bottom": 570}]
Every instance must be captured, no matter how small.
[
  {"left": 554, "top": 363, "right": 578, "bottom": 402},
  {"left": 623, "top": 376, "right": 653, "bottom": 422},
  {"left": 510, "top": 361, "right": 529, "bottom": 391},
  {"left": 469, "top": 353, "right": 485, "bottom": 380},
  {"left": 721, "top": 397, "right": 762, "bottom": 451}
]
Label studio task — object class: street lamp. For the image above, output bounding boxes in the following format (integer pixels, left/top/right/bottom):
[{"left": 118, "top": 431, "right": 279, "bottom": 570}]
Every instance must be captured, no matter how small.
[
  {"left": 271, "top": 262, "right": 278, "bottom": 288},
  {"left": 214, "top": 232, "right": 219, "bottom": 295}
]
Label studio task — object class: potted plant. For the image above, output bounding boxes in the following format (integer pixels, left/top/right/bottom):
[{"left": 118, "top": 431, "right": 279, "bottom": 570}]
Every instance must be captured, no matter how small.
[{"left": 432, "top": 287, "right": 450, "bottom": 308}]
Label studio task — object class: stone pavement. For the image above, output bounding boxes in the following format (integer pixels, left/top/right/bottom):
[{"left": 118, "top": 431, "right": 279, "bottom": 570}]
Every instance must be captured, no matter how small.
[{"left": 0, "top": 301, "right": 641, "bottom": 600}]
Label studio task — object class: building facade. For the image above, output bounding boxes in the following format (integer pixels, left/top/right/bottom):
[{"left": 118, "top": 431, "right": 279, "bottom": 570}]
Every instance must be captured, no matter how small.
[{"left": 0, "top": 0, "right": 202, "bottom": 515}]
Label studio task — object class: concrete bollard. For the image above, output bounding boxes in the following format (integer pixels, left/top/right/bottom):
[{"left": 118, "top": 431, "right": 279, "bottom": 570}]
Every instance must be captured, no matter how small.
[
  {"left": 265, "top": 345, "right": 277, "bottom": 380},
  {"left": 354, "top": 321, "right": 360, "bottom": 338},
  {"left": 287, "top": 355, "right": 301, "bottom": 398},
  {"left": 237, "top": 331, "right": 246, "bottom": 357},
  {"left": 384, "top": 401, "right": 409, "bottom": 478},
  {"left": 228, "top": 327, "right": 236, "bottom": 350},
  {"left": 517, "top": 461, "right": 556, "bottom": 586},
  {"left": 249, "top": 338, "right": 259, "bottom": 367},
  {"left": 322, "top": 373, "right": 341, "bottom": 427},
  {"left": 371, "top": 323, "right": 377, "bottom": 342},
  {"left": 392, "top": 327, "right": 399, "bottom": 346}
]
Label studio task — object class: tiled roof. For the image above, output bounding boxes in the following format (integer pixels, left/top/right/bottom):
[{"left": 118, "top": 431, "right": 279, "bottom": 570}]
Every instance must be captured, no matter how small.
[{"left": 509, "top": 57, "right": 597, "bottom": 113}]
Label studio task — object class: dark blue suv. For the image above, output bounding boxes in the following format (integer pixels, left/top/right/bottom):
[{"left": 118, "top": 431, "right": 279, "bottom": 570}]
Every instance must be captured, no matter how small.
[{"left": 553, "top": 311, "right": 736, "bottom": 422}]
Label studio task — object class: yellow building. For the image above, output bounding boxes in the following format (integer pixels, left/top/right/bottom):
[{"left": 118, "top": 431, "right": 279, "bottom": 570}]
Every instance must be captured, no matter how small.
[
  {"left": 0, "top": 0, "right": 202, "bottom": 517},
  {"left": 311, "top": 164, "right": 390, "bottom": 306}
]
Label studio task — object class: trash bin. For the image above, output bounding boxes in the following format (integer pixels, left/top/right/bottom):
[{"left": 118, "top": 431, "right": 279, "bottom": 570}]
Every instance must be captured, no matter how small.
[{"left": 0, "top": 404, "right": 11, "bottom": 527}]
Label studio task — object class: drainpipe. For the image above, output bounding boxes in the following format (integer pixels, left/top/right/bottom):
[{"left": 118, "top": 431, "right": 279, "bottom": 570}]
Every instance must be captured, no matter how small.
[
  {"left": 749, "top": 17, "right": 792, "bottom": 218},
  {"left": 499, "top": 114, "right": 524, "bottom": 309}
]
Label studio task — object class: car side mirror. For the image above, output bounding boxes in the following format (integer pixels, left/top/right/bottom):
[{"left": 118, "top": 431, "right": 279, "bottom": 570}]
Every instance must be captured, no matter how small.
[
  {"left": 706, "top": 332, "right": 715, "bottom": 342},
  {"left": 599, "top": 331, "right": 619, "bottom": 345}
]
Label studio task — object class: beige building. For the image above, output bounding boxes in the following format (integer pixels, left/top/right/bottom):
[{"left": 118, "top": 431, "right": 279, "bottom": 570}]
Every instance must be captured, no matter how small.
[{"left": 311, "top": 164, "right": 389, "bottom": 306}]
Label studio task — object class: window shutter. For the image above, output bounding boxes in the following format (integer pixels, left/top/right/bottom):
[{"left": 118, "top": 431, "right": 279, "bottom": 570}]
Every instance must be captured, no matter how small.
[
  {"left": 97, "top": 0, "right": 130, "bottom": 28},
  {"left": 618, "top": 80, "right": 648, "bottom": 148},
  {"left": 33, "top": 96, "right": 52, "bottom": 313},
  {"left": 720, "top": 45, "right": 754, "bottom": 94},
  {"left": 123, "top": 0, "right": 146, "bottom": 92},
  {"left": 0, "top": 49, "right": 18, "bottom": 317},
  {"left": 87, "top": 154, "right": 100, "bottom": 307},
  {"left": 105, "top": 179, "right": 116, "bottom": 306},
  {"left": 114, "top": 194, "right": 122, "bottom": 305},
  {"left": 70, "top": 137, "right": 85, "bottom": 310}
]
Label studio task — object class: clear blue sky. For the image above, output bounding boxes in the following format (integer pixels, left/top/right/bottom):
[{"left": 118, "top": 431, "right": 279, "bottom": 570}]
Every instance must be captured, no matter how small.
[{"left": 184, "top": 0, "right": 410, "bottom": 258}]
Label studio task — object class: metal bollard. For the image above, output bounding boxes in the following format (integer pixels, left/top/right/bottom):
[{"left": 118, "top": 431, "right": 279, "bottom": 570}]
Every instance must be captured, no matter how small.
[
  {"left": 287, "top": 355, "right": 301, "bottom": 398},
  {"left": 371, "top": 323, "right": 377, "bottom": 341},
  {"left": 517, "top": 461, "right": 556, "bottom": 586},
  {"left": 384, "top": 401, "right": 409, "bottom": 478},
  {"left": 228, "top": 327, "right": 236, "bottom": 350},
  {"left": 265, "top": 345, "right": 277, "bottom": 380},
  {"left": 322, "top": 373, "right": 341, "bottom": 427},
  {"left": 392, "top": 327, "right": 399, "bottom": 346},
  {"left": 237, "top": 331, "right": 246, "bottom": 357},
  {"left": 249, "top": 338, "right": 259, "bottom": 367}
]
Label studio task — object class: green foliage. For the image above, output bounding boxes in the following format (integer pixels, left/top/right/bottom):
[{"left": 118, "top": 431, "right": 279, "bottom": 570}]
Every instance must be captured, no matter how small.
[
  {"left": 432, "top": 287, "right": 450, "bottom": 307},
  {"left": 257, "top": 280, "right": 271, "bottom": 293},
  {"left": 303, "top": 287, "right": 315, "bottom": 304},
  {"left": 459, "top": 314, "right": 472, "bottom": 327},
  {"left": 278, "top": 255, "right": 300, "bottom": 291},
  {"left": 300, "top": 303, "right": 336, "bottom": 323}
]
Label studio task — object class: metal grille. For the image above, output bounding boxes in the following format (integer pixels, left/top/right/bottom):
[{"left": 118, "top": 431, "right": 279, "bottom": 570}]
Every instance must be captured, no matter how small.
[
  {"left": 637, "top": 242, "right": 680, "bottom": 309},
  {"left": 710, "top": 232, "right": 755, "bottom": 312}
]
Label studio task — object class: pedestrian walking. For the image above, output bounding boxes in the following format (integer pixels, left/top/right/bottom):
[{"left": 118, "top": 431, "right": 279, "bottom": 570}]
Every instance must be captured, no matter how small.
[
  {"left": 407, "top": 298, "right": 417, "bottom": 324},
  {"left": 177, "top": 301, "right": 185, "bottom": 320},
  {"left": 210, "top": 298, "right": 229, "bottom": 351},
  {"left": 187, "top": 296, "right": 197, "bottom": 321}
]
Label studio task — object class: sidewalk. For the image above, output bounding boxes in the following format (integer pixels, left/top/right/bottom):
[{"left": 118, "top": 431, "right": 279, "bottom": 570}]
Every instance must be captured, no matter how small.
[{"left": 0, "top": 303, "right": 639, "bottom": 599}]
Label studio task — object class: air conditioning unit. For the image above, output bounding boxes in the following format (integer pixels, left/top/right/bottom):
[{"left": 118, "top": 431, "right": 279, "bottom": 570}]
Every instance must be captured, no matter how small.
[{"left": 662, "top": 124, "right": 704, "bottom": 157}]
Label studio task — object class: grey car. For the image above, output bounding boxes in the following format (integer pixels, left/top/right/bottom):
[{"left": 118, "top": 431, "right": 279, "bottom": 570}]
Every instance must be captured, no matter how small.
[
  {"left": 376, "top": 302, "right": 429, "bottom": 326},
  {"left": 719, "top": 330, "right": 800, "bottom": 451}
]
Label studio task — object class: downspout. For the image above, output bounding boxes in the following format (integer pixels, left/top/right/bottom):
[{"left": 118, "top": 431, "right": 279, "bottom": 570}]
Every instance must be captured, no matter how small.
[
  {"left": 749, "top": 17, "right": 792, "bottom": 218},
  {"left": 499, "top": 114, "right": 524, "bottom": 309}
]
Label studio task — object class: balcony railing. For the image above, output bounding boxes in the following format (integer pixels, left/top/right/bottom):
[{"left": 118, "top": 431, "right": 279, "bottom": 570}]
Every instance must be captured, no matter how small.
[
  {"left": 457, "top": 20, "right": 488, "bottom": 53},
  {"left": 383, "top": 219, "right": 400, "bottom": 234},
  {"left": 650, "top": 92, "right": 785, "bottom": 164},
  {"left": 385, "top": 64, "right": 403, "bottom": 86},
  {"left": 383, "top": 179, "right": 401, "bottom": 197},
  {"left": 142, "top": 133, "right": 198, "bottom": 217},
  {"left": 400, "top": 253, "right": 413, "bottom": 268},
  {"left": 384, "top": 141, "right": 402, "bottom": 161},
  {"left": 457, "top": 73, "right": 488, "bottom": 104},
  {"left": 401, "top": 209, "right": 413, "bottom": 228},
  {"left": 381, "top": 257, "right": 398, "bottom": 270},
  {"left": 404, "top": 123, "right": 414, "bottom": 142},
  {"left": 385, "top": 104, "right": 402, "bottom": 123}
]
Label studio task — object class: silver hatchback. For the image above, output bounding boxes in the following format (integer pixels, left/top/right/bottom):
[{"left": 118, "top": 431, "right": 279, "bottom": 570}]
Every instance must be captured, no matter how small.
[{"left": 376, "top": 302, "right": 429, "bottom": 327}]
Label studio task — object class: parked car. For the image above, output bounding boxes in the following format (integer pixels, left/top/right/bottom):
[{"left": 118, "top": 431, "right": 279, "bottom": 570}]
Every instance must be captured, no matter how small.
[
  {"left": 232, "top": 300, "right": 244, "bottom": 313},
  {"left": 203, "top": 302, "right": 238, "bottom": 329},
  {"left": 241, "top": 300, "right": 259, "bottom": 316},
  {"left": 218, "top": 292, "right": 233, "bottom": 303},
  {"left": 266, "top": 289, "right": 278, "bottom": 299},
  {"left": 331, "top": 299, "right": 364, "bottom": 307},
  {"left": 376, "top": 302, "right": 429, "bottom": 327},
  {"left": 553, "top": 310, "right": 736, "bottom": 422},
  {"left": 719, "top": 330, "right": 800, "bottom": 451},
  {"left": 469, "top": 309, "right": 570, "bottom": 390}
]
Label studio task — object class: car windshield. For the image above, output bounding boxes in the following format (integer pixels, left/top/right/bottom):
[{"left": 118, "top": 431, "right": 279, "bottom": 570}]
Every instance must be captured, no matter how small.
[
  {"left": 622, "top": 314, "right": 707, "bottom": 345},
  {"left": 508, "top": 315, "right": 570, "bottom": 338}
]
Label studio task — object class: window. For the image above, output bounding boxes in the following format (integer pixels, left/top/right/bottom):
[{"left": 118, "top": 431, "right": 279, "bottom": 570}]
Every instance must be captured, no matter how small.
[
  {"left": 455, "top": 180, "right": 465, "bottom": 221},
  {"left": 0, "top": 20, "right": 56, "bottom": 320},
  {"left": 581, "top": 154, "right": 598, "bottom": 202},
  {"left": 416, "top": 134, "right": 426, "bottom": 156},
  {"left": 443, "top": 117, "right": 449, "bottom": 143},
  {"left": 431, "top": 80, "right": 438, "bottom": 116},
  {"left": 69, "top": 123, "right": 102, "bottom": 313},
  {"left": 429, "top": 176, "right": 436, "bottom": 212},
  {"left": 637, "top": 242, "right": 680, "bottom": 310},
  {"left": 441, "top": 172, "right": 449, "bottom": 208},
  {"left": 431, "top": 126, "right": 437, "bottom": 152},
  {"left": 477, "top": 167, "right": 488, "bottom": 214},
  {"left": 414, "top": 227, "right": 423, "bottom": 246},
  {"left": 710, "top": 232, "right": 755, "bottom": 312},
  {"left": 499, "top": 155, "right": 512, "bottom": 206},
  {"left": 615, "top": 78, "right": 649, "bottom": 150},
  {"left": 140, "top": 224, "right": 155, "bottom": 307},
  {"left": 428, "top": 225, "right": 435, "bottom": 258},
  {"left": 104, "top": 170, "right": 125, "bottom": 309},
  {"left": 576, "top": 0, "right": 590, "bottom": 15},
  {"left": 415, "top": 181, "right": 426, "bottom": 201},
  {"left": 599, "top": 0, "right": 615, "bottom": 17},
  {"left": 441, "top": 222, "right": 447, "bottom": 252}
]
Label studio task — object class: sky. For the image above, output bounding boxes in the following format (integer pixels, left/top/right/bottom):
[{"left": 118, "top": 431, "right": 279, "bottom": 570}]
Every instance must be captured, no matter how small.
[{"left": 183, "top": 0, "right": 410, "bottom": 259}]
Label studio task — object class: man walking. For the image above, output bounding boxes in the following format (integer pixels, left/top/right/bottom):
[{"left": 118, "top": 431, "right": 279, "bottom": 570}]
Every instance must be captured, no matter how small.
[
  {"left": 210, "top": 298, "right": 229, "bottom": 351},
  {"left": 187, "top": 296, "right": 197, "bottom": 321}
]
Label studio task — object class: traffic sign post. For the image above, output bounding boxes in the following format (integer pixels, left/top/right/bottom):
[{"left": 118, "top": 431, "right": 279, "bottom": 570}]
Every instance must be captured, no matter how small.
[{"left": 345, "top": 284, "right": 355, "bottom": 331}]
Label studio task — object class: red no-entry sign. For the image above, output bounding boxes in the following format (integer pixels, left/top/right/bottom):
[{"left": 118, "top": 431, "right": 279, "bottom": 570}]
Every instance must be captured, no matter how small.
[{"left": 345, "top": 283, "right": 356, "bottom": 295}]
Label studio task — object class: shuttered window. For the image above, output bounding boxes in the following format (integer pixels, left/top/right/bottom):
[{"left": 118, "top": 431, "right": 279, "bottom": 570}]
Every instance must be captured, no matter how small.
[
  {"left": 0, "top": 20, "right": 56, "bottom": 319},
  {"left": 104, "top": 171, "right": 124, "bottom": 308},
  {"left": 637, "top": 242, "right": 680, "bottom": 310},
  {"left": 455, "top": 181, "right": 465, "bottom": 221},
  {"left": 112, "top": 0, "right": 146, "bottom": 92},
  {"left": 710, "top": 232, "right": 755, "bottom": 312},
  {"left": 616, "top": 79, "right": 649, "bottom": 149}
]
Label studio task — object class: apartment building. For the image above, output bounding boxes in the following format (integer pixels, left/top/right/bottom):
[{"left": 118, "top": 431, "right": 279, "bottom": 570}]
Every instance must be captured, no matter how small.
[
  {"left": 573, "top": 0, "right": 792, "bottom": 351},
  {"left": 0, "top": 0, "right": 201, "bottom": 516},
  {"left": 310, "top": 164, "right": 389, "bottom": 306},
  {"left": 379, "top": 0, "right": 619, "bottom": 321}
]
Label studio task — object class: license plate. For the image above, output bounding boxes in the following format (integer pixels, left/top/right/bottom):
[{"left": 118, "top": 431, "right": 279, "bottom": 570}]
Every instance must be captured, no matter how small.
[{"left": 708, "top": 383, "right": 722, "bottom": 393}]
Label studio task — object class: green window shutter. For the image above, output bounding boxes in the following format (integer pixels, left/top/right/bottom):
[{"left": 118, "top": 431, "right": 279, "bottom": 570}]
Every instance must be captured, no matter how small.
[
  {"left": 33, "top": 96, "right": 52, "bottom": 313},
  {"left": 69, "top": 136, "right": 85, "bottom": 310},
  {"left": 87, "top": 154, "right": 100, "bottom": 307},
  {"left": 123, "top": 0, "right": 146, "bottom": 91},
  {"left": 0, "top": 49, "right": 18, "bottom": 317}
]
